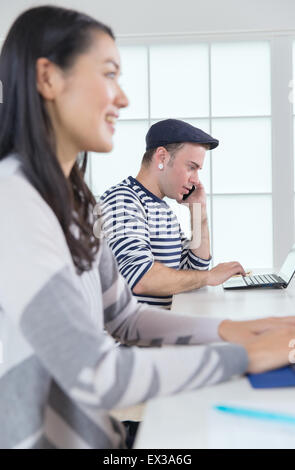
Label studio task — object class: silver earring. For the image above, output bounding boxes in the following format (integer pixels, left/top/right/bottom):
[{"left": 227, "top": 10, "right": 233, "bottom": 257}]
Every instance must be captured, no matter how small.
[{"left": 158, "top": 163, "right": 164, "bottom": 170}]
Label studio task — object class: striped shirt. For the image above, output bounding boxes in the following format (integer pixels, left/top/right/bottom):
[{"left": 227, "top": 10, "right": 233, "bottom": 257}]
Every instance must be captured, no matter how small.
[
  {"left": 100, "top": 177, "right": 210, "bottom": 308},
  {"left": 0, "top": 155, "right": 248, "bottom": 449}
]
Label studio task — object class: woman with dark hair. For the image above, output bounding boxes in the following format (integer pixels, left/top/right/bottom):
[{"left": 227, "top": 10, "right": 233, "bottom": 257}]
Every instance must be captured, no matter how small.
[{"left": 0, "top": 5, "right": 294, "bottom": 449}]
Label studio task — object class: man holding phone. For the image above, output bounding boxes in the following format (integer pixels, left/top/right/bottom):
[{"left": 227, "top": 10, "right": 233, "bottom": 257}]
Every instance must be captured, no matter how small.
[{"left": 100, "top": 119, "right": 245, "bottom": 308}]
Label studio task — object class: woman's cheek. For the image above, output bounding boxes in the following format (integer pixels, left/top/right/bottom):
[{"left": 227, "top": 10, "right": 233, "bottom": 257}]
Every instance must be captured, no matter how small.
[{"left": 101, "top": 79, "right": 117, "bottom": 102}]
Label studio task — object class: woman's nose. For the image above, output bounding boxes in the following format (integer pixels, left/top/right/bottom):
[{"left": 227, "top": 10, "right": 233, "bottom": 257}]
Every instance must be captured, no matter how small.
[{"left": 116, "top": 84, "right": 129, "bottom": 109}]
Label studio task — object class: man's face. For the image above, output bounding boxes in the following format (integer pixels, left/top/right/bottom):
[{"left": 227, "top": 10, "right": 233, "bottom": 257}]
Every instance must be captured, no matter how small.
[{"left": 160, "top": 143, "right": 206, "bottom": 202}]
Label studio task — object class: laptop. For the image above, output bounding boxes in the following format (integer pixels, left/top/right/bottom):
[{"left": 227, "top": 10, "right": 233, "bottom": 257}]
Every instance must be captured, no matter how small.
[{"left": 223, "top": 244, "right": 295, "bottom": 290}]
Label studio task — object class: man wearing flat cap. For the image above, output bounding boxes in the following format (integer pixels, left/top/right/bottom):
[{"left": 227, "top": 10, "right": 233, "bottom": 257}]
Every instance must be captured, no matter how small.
[{"left": 100, "top": 119, "right": 245, "bottom": 309}]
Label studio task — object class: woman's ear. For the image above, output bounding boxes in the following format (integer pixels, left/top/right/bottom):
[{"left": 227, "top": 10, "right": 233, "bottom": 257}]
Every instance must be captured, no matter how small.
[{"left": 36, "top": 57, "right": 62, "bottom": 100}]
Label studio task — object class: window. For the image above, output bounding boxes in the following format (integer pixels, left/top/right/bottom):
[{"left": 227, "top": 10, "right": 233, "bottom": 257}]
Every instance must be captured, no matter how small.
[{"left": 88, "top": 36, "right": 295, "bottom": 269}]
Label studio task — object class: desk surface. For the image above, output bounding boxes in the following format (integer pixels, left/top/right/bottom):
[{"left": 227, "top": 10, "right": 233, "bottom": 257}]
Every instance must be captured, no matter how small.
[
  {"left": 134, "top": 376, "right": 295, "bottom": 449},
  {"left": 171, "top": 273, "right": 295, "bottom": 320},
  {"left": 134, "top": 275, "right": 295, "bottom": 449}
]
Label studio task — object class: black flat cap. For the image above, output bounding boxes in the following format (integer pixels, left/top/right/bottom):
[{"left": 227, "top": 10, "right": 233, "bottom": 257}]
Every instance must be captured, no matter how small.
[{"left": 146, "top": 119, "right": 219, "bottom": 151}]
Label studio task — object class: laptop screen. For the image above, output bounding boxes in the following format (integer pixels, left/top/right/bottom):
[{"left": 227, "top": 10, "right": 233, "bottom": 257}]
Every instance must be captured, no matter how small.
[{"left": 278, "top": 244, "right": 295, "bottom": 284}]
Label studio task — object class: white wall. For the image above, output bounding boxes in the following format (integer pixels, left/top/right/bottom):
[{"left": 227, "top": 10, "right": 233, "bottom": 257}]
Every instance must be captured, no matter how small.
[{"left": 1, "top": 0, "right": 295, "bottom": 39}]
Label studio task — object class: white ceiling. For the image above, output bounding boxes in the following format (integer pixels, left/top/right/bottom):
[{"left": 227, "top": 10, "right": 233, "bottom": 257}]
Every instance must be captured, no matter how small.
[{"left": 1, "top": 0, "right": 295, "bottom": 39}]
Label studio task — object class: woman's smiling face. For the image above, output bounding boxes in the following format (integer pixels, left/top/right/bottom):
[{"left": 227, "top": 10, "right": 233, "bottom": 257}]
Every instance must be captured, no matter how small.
[{"left": 41, "top": 31, "right": 128, "bottom": 160}]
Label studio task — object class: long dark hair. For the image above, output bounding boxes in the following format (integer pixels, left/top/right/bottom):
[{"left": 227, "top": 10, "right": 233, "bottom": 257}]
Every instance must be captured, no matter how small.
[{"left": 0, "top": 6, "right": 114, "bottom": 273}]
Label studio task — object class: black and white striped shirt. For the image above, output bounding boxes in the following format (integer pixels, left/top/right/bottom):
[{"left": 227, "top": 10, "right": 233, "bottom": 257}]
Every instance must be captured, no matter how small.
[{"left": 100, "top": 176, "right": 210, "bottom": 308}]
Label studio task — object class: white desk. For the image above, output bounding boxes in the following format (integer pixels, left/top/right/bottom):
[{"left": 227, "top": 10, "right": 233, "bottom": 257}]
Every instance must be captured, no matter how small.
[
  {"left": 134, "top": 377, "right": 295, "bottom": 449},
  {"left": 171, "top": 274, "right": 295, "bottom": 320},
  {"left": 135, "top": 276, "right": 295, "bottom": 449}
]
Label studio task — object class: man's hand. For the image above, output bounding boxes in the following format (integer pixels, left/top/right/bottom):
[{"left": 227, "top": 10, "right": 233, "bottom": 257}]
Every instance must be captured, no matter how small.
[
  {"left": 245, "top": 327, "right": 295, "bottom": 374},
  {"left": 219, "top": 317, "right": 295, "bottom": 345},
  {"left": 207, "top": 262, "right": 246, "bottom": 286}
]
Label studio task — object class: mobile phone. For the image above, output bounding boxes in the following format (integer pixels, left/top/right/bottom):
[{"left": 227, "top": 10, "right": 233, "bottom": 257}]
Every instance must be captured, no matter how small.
[{"left": 182, "top": 185, "right": 195, "bottom": 201}]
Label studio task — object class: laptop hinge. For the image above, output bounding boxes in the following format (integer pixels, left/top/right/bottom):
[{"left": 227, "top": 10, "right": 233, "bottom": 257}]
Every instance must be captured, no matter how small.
[{"left": 277, "top": 273, "right": 288, "bottom": 285}]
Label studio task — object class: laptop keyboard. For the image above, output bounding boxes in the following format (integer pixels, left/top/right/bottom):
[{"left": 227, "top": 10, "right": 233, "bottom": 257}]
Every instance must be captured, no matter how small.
[{"left": 244, "top": 274, "right": 281, "bottom": 286}]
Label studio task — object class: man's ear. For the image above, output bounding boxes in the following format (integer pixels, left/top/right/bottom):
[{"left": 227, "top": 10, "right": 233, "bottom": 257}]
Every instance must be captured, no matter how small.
[
  {"left": 36, "top": 57, "right": 62, "bottom": 100},
  {"left": 154, "top": 146, "right": 169, "bottom": 168}
]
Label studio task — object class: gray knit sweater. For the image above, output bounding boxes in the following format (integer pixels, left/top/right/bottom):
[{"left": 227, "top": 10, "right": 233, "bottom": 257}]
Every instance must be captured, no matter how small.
[{"left": 0, "top": 155, "right": 248, "bottom": 448}]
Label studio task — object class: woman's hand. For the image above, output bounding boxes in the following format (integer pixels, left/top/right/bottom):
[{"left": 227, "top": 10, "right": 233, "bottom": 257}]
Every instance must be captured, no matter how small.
[
  {"left": 245, "top": 327, "right": 295, "bottom": 374},
  {"left": 219, "top": 316, "right": 295, "bottom": 344}
]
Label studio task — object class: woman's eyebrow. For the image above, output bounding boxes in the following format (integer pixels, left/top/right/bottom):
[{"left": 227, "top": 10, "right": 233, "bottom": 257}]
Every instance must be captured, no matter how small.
[{"left": 104, "top": 59, "right": 120, "bottom": 70}]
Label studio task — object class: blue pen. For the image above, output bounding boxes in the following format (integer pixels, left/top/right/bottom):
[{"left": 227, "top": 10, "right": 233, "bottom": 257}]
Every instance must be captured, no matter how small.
[{"left": 214, "top": 404, "right": 295, "bottom": 426}]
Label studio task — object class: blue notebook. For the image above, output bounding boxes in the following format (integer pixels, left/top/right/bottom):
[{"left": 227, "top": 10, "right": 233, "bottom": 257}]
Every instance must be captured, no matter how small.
[{"left": 247, "top": 365, "right": 295, "bottom": 388}]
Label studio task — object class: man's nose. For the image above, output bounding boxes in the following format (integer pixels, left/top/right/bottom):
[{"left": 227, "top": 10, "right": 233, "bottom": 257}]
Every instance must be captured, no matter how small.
[{"left": 189, "top": 173, "right": 199, "bottom": 186}]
